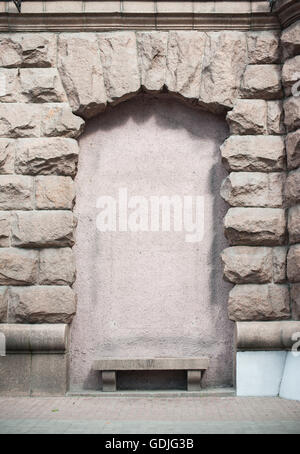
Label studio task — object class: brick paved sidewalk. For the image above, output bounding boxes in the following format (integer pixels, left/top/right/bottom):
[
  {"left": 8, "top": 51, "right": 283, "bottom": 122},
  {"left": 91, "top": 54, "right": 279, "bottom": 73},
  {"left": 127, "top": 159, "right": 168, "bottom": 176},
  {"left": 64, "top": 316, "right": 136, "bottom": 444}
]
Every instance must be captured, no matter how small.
[{"left": 0, "top": 396, "right": 300, "bottom": 434}]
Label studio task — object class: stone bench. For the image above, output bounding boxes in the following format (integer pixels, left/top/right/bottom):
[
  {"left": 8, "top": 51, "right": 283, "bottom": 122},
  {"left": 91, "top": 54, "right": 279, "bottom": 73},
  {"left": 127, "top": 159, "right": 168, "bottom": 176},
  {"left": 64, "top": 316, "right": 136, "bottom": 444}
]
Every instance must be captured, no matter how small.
[{"left": 92, "top": 357, "right": 210, "bottom": 392}]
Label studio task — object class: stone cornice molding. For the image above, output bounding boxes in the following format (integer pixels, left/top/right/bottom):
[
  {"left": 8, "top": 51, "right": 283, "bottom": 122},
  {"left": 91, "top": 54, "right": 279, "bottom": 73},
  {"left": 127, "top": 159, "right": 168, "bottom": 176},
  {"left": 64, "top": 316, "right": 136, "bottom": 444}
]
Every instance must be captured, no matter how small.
[
  {"left": 0, "top": 12, "right": 280, "bottom": 32},
  {"left": 274, "top": 0, "right": 300, "bottom": 28}
]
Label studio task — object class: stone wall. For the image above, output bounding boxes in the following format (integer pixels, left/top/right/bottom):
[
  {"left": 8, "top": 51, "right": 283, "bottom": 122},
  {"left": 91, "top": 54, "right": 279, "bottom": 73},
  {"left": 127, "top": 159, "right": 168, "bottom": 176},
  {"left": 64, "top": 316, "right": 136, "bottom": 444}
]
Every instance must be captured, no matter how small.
[
  {"left": 282, "top": 21, "right": 300, "bottom": 322},
  {"left": 0, "top": 13, "right": 299, "bottom": 393}
]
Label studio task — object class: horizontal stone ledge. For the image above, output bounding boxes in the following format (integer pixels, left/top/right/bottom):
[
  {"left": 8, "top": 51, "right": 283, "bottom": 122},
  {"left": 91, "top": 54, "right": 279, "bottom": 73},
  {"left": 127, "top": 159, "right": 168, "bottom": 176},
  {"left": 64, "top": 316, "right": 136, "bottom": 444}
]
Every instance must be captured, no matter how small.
[
  {"left": 93, "top": 357, "right": 210, "bottom": 371},
  {"left": 236, "top": 321, "right": 300, "bottom": 350},
  {"left": 0, "top": 323, "right": 69, "bottom": 352},
  {"left": 0, "top": 13, "right": 280, "bottom": 33}
]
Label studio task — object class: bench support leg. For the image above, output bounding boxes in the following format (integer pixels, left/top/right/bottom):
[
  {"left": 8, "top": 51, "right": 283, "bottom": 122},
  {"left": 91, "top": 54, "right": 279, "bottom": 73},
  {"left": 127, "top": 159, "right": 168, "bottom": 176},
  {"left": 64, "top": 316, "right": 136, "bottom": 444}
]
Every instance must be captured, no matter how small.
[
  {"left": 187, "top": 370, "right": 201, "bottom": 391},
  {"left": 102, "top": 371, "right": 116, "bottom": 392}
]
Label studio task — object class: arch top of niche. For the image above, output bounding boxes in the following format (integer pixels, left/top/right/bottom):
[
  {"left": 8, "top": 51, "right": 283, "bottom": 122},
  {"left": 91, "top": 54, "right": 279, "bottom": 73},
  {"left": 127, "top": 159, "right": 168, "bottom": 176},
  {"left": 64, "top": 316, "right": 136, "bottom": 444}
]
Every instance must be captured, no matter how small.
[{"left": 56, "top": 31, "right": 249, "bottom": 123}]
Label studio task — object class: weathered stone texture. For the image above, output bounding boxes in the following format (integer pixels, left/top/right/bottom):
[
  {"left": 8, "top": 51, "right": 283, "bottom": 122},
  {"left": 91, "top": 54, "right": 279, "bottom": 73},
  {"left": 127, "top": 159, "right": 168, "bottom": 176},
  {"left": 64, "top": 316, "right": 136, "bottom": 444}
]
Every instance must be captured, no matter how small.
[
  {"left": 8, "top": 286, "right": 76, "bottom": 324},
  {"left": 166, "top": 31, "right": 206, "bottom": 100},
  {"left": 221, "top": 136, "right": 285, "bottom": 172},
  {"left": 98, "top": 32, "right": 140, "bottom": 104},
  {"left": 39, "top": 248, "right": 75, "bottom": 285},
  {"left": 19, "top": 68, "right": 67, "bottom": 103},
  {"left": 286, "top": 130, "right": 300, "bottom": 170},
  {"left": 221, "top": 172, "right": 284, "bottom": 208},
  {"left": 199, "top": 31, "right": 247, "bottom": 111},
  {"left": 288, "top": 205, "right": 300, "bottom": 244},
  {"left": 0, "top": 248, "right": 38, "bottom": 285},
  {"left": 0, "top": 212, "right": 11, "bottom": 247},
  {"left": 291, "top": 284, "right": 300, "bottom": 320},
  {"left": 247, "top": 31, "right": 280, "bottom": 64},
  {"left": 0, "top": 140, "right": 15, "bottom": 174},
  {"left": 272, "top": 246, "right": 288, "bottom": 284},
  {"left": 0, "top": 104, "right": 84, "bottom": 138},
  {"left": 0, "top": 69, "right": 20, "bottom": 102},
  {"left": 58, "top": 33, "right": 106, "bottom": 118},
  {"left": 222, "top": 246, "right": 273, "bottom": 284},
  {"left": 228, "top": 284, "right": 290, "bottom": 321},
  {"left": 15, "top": 138, "right": 79, "bottom": 176},
  {"left": 222, "top": 246, "right": 286, "bottom": 284},
  {"left": 284, "top": 97, "right": 300, "bottom": 132},
  {"left": 227, "top": 100, "right": 267, "bottom": 135},
  {"left": 0, "top": 176, "right": 34, "bottom": 210},
  {"left": 267, "top": 101, "right": 285, "bottom": 135},
  {"left": 282, "top": 56, "right": 300, "bottom": 97},
  {"left": 285, "top": 169, "right": 300, "bottom": 206},
  {"left": 0, "top": 287, "right": 7, "bottom": 321},
  {"left": 11, "top": 211, "right": 75, "bottom": 248},
  {"left": 137, "top": 32, "right": 168, "bottom": 93},
  {"left": 35, "top": 176, "right": 75, "bottom": 210},
  {"left": 287, "top": 245, "right": 300, "bottom": 283},
  {"left": 241, "top": 65, "right": 282, "bottom": 100},
  {"left": 40, "top": 104, "right": 85, "bottom": 138},
  {"left": 281, "top": 21, "right": 300, "bottom": 59},
  {"left": 224, "top": 207, "right": 286, "bottom": 246},
  {"left": 0, "top": 33, "right": 56, "bottom": 68}
]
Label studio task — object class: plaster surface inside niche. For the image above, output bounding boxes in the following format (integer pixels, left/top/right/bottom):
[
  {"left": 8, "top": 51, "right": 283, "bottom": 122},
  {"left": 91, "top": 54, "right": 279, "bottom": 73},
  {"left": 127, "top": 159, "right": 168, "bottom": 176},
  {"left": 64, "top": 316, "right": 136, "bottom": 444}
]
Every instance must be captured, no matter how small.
[{"left": 70, "top": 94, "right": 233, "bottom": 390}]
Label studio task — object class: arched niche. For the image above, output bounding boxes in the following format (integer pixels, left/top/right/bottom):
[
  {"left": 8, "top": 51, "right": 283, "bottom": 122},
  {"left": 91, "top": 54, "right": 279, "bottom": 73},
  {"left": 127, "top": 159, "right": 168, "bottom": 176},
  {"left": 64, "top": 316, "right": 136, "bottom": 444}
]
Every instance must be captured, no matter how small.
[{"left": 70, "top": 94, "right": 233, "bottom": 391}]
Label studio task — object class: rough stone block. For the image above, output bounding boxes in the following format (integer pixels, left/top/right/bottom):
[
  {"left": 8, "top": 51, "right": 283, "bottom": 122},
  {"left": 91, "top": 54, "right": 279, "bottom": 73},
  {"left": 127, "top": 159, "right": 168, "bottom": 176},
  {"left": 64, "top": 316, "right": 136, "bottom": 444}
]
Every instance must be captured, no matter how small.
[
  {"left": 224, "top": 207, "right": 287, "bottom": 246},
  {"left": 0, "top": 286, "right": 7, "bottom": 321},
  {"left": 221, "top": 246, "right": 273, "bottom": 284},
  {"left": 241, "top": 65, "right": 282, "bottom": 100},
  {"left": 166, "top": 31, "right": 206, "bottom": 100},
  {"left": 40, "top": 104, "right": 85, "bottom": 138},
  {"left": 284, "top": 97, "right": 300, "bottom": 132},
  {"left": 137, "top": 32, "right": 168, "bottom": 92},
  {"left": 267, "top": 101, "right": 285, "bottom": 135},
  {"left": 12, "top": 211, "right": 75, "bottom": 248},
  {"left": 0, "top": 139, "right": 15, "bottom": 174},
  {"left": 247, "top": 31, "right": 280, "bottom": 64},
  {"left": 291, "top": 284, "right": 300, "bottom": 320},
  {"left": 228, "top": 283, "right": 290, "bottom": 321},
  {"left": 288, "top": 205, "right": 300, "bottom": 244},
  {"left": 0, "top": 68, "right": 20, "bottom": 102},
  {"left": 15, "top": 138, "right": 79, "bottom": 176},
  {"left": 0, "top": 212, "right": 11, "bottom": 247},
  {"left": 0, "top": 175, "right": 34, "bottom": 210},
  {"left": 285, "top": 168, "right": 300, "bottom": 206},
  {"left": 286, "top": 130, "right": 300, "bottom": 170},
  {"left": 39, "top": 247, "right": 75, "bottom": 285},
  {"left": 281, "top": 21, "right": 300, "bottom": 59},
  {"left": 221, "top": 135, "right": 285, "bottom": 172},
  {"left": 287, "top": 245, "right": 300, "bottom": 283},
  {"left": 221, "top": 172, "right": 284, "bottom": 208},
  {"left": 227, "top": 99, "right": 267, "bottom": 135},
  {"left": 98, "top": 32, "right": 140, "bottom": 104},
  {"left": 272, "top": 246, "right": 287, "bottom": 284},
  {"left": 8, "top": 285, "right": 76, "bottom": 324},
  {"left": 0, "top": 248, "right": 38, "bottom": 285},
  {"left": 199, "top": 31, "right": 247, "bottom": 111},
  {"left": 35, "top": 176, "right": 75, "bottom": 210},
  {"left": 0, "top": 104, "right": 84, "bottom": 138},
  {"left": 19, "top": 68, "right": 67, "bottom": 103},
  {"left": 0, "top": 33, "right": 56, "bottom": 68},
  {"left": 0, "top": 104, "right": 40, "bottom": 138},
  {"left": 282, "top": 56, "right": 300, "bottom": 97},
  {"left": 58, "top": 33, "right": 106, "bottom": 118}
]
